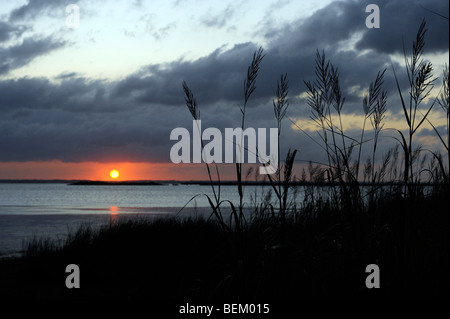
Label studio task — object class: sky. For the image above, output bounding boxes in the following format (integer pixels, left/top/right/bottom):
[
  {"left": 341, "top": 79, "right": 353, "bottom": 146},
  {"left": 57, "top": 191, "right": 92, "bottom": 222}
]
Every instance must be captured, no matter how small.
[{"left": 0, "top": 0, "right": 448, "bottom": 181}]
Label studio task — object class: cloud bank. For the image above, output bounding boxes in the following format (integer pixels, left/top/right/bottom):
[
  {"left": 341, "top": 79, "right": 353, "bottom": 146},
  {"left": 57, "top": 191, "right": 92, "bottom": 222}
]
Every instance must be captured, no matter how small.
[{"left": 0, "top": 0, "right": 448, "bottom": 167}]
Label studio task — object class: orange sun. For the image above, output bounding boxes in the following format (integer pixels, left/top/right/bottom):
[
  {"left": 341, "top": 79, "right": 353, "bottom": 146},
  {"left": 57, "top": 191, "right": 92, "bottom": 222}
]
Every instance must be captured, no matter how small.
[{"left": 110, "top": 169, "right": 119, "bottom": 179}]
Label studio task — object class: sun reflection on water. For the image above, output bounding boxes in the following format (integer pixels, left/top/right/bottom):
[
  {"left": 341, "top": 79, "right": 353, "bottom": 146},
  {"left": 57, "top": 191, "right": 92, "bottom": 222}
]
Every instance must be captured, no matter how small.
[{"left": 109, "top": 206, "right": 119, "bottom": 225}]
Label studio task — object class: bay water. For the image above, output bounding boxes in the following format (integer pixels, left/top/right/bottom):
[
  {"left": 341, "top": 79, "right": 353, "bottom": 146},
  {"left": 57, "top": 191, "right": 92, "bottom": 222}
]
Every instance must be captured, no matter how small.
[{"left": 0, "top": 182, "right": 286, "bottom": 258}]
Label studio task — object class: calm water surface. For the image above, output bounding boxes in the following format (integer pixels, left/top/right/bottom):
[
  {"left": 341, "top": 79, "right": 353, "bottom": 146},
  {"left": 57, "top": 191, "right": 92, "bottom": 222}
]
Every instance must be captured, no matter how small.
[
  {"left": 0, "top": 183, "right": 255, "bottom": 214},
  {"left": 0, "top": 183, "right": 284, "bottom": 257}
]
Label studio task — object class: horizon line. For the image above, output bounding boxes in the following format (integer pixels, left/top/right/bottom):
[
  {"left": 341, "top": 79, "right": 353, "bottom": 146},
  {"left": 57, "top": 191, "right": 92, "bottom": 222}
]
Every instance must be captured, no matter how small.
[{"left": 0, "top": 179, "right": 446, "bottom": 187}]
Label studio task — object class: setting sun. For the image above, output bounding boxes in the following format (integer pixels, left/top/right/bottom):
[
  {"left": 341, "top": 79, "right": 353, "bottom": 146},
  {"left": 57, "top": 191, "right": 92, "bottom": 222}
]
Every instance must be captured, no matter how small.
[{"left": 110, "top": 169, "right": 119, "bottom": 179}]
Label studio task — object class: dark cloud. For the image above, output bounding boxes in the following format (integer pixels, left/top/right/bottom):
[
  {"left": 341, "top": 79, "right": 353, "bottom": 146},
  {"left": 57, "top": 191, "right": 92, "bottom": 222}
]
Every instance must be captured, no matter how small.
[
  {"left": 264, "top": 0, "right": 364, "bottom": 54},
  {"left": 0, "top": 21, "right": 27, "bottom": 42},
  {"left": 113, "top": 39, "right": 398, "bottom": 115},
  {"left": 114, "top": 43, "right": 261, "bottom": 106},
  {"left": 8, "top": 0, "right": 66, "bottom": 22},
  {"left": 0, "top": 0, "right": 448, "bottom": 165},
  {"left": 0, "top": 77, "right": 126, "bottom": 114},
  {"left": 54, "top": 72, "right": 81, "bottom": 80},
  {"left": 262, "top": 0, "right": 448, "bottom": 55},
  {"left": 0, "top": 35, "right": 66, "bottom": 75},
  {"left": 1, "top": 1, "right": 69, "bottom": 75},
  {"left": 0, "top": 80, "right": 177, "bottom": 162},
  {"left": 355, "top": 0, "right": 449, "bottom": 54}
]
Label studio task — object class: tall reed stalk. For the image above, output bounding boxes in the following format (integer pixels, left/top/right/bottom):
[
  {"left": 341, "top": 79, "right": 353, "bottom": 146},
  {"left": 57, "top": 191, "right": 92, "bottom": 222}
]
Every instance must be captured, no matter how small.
[
  {"left": 235, "top": 47, "right": 265, "bottom": 231},
  {"left": 182, "top": 47, "right": 265, "bottom": 232},
  {"left": 182, "top": 81, "right": 230, "bottom": 230},
  {"left": 303, "top": 50, "right": 388, "bottom": 210},
  {"left": 391, "top": 19, "right": 438, "bottom": 196}
]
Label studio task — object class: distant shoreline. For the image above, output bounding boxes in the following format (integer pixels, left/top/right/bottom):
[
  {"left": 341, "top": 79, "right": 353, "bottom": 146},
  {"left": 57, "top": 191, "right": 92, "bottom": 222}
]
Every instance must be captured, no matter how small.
[
  {"left": 68, "top": 180, "right": 163, "bottom": 186},
  {"left": 0, "top": 179, "right": 443, "bottom": 186}
]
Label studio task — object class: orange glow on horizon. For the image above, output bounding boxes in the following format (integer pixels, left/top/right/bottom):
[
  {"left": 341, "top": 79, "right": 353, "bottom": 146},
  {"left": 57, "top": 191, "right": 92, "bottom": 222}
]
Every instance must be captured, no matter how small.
[{"left": 0, "top": 160, "right": 253, "bottom": 181}]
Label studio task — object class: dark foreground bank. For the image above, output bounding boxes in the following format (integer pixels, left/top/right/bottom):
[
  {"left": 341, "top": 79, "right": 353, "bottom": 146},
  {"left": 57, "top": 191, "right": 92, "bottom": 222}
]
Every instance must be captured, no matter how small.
[{"left": 0, "top": 191, "right": 448, "bottom": 300}]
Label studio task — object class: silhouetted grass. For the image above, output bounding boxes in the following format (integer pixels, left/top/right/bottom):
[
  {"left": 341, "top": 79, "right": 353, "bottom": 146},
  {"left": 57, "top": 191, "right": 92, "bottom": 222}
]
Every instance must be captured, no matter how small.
[{"left": 0, "top": 190, "right": 447, "bottom": 299}]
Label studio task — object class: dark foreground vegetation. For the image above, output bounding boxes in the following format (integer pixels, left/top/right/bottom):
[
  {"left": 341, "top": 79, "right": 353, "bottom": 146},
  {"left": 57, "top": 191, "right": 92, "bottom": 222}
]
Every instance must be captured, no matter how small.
[{"left": 0, "top": 189, "right": 448, "bottom": 299}]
